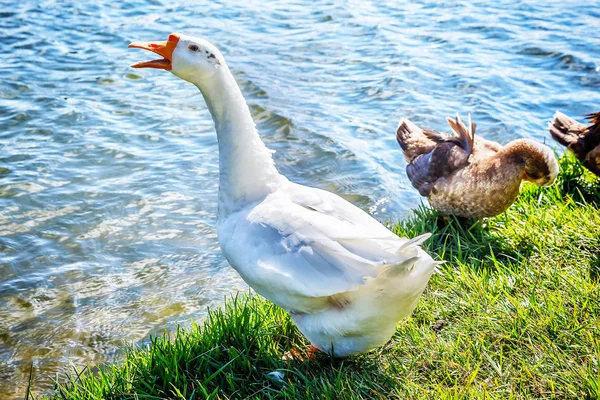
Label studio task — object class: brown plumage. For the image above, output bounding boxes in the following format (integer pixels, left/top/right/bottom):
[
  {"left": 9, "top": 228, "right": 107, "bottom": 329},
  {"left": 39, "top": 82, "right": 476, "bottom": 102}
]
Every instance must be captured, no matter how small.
[
  {"left": 549, "top": 111, "right": 600, "bottom": 176},
  {"left": 396, "top": 114, "right": 559, "bottom": 218}
]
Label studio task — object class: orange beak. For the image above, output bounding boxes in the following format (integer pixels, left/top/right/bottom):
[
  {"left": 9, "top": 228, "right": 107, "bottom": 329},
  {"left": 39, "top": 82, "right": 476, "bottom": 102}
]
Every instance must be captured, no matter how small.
[{"left": 129, "top": 34, "right": 180, "bottom": 70}]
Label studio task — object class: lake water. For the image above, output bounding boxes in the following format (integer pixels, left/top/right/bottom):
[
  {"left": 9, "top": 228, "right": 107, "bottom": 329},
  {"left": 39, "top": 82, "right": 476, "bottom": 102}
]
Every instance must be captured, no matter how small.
[{"left": 1, "top": 0, "right": 599, "bottom": 397}]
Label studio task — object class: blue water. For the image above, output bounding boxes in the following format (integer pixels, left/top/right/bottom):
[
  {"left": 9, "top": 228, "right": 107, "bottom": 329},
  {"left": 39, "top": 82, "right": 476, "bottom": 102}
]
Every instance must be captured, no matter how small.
[{"left": 1, "top": 0, "right": 599, "bottom": 396}]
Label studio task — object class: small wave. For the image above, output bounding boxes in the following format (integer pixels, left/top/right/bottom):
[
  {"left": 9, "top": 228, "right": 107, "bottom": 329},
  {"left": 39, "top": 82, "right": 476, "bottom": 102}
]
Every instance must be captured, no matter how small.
[{"left": 517, "top": 46, "right": 598, "bottom": 73}]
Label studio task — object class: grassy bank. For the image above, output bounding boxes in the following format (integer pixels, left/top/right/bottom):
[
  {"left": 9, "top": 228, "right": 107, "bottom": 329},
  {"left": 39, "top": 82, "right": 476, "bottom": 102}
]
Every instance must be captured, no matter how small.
[{"left": 44, "top": 155, "right": 599, "bottom": 399}]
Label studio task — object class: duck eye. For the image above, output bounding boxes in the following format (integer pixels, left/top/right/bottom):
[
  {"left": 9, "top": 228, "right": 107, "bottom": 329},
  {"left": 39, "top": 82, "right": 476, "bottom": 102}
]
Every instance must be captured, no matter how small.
[{"left": 188, "top": 44, "right": 199, "bottom": 52}]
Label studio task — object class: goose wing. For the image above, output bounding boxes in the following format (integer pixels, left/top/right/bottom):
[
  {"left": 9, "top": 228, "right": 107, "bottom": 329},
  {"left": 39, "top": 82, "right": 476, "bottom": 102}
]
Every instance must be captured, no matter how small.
[{"left": 219, "top": 182, "right": 432, "bottom": 312}]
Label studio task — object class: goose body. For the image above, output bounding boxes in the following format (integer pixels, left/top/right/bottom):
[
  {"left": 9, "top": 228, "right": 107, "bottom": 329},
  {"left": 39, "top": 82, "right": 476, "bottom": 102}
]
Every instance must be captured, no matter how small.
[
  {"left": 396, "top": 115, "right": 559, "bottom": 218},
  {"left": 129, "top": 33, "right": 437, "bottom": 357}
]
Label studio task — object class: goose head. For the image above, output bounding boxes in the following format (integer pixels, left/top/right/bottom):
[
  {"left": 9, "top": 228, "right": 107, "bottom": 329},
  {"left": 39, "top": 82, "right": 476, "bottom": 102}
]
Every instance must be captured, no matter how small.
[{"left": 129, "top": 33, "right": 226, "bottom": 83}]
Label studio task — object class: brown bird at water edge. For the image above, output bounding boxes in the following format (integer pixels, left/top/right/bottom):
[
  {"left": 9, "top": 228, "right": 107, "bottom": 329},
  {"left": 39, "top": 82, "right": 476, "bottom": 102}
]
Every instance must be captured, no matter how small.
[
  {"left": 549, "top": 111, "right": 600, "bottom": 177},
  {"left": 396, "top": 114, "right": 559, "bottom": 218}
]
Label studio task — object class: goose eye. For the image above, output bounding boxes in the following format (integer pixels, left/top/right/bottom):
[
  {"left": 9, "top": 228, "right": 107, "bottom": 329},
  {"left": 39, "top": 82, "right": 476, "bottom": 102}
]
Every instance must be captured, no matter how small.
[{"left": 188, "top": 44, "right": 199, "bottom": 52}]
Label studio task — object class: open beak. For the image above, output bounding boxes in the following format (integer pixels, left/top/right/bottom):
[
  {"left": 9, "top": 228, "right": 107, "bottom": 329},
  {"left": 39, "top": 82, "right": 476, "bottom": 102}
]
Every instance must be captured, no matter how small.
[{"left": 128, "top": 34, "right": 180, "bottom": 70}]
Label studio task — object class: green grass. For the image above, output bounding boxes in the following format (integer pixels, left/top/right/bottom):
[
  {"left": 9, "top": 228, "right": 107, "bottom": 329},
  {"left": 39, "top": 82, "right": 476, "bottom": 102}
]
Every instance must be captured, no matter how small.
[{"left": 43, "top": 155, "right": 600, "bottom": 399}]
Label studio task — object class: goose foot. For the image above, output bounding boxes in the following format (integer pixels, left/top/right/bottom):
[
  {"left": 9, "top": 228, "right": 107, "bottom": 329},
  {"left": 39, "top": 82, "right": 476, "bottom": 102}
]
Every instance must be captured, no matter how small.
[{"left": 282, "top": 345, "right": 321, "bottom": 361}]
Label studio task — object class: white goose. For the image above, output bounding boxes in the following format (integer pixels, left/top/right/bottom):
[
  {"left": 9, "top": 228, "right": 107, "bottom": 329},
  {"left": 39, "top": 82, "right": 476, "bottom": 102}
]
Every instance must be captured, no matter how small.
[{"left": 129, "top": 33, "right": 437, "bottom": 357}]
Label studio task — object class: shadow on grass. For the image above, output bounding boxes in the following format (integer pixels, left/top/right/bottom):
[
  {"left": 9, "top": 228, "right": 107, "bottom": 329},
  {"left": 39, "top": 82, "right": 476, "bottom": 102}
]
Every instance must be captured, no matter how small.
[{"left": 394, "top": 206, "right": 524, "bottom": 270}]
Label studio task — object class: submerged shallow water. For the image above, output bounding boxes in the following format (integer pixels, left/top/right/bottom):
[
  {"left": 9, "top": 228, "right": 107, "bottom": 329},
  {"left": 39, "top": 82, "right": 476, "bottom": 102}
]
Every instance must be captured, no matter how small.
[{"left": 1, "top": 0, "right": 599, "bottom": 396}]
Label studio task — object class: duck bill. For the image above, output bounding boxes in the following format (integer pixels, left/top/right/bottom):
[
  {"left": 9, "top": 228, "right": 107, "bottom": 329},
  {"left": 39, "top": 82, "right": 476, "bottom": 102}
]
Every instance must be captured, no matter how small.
[{"left": 128, "top": 34, "right": 180, "bottom": 70}]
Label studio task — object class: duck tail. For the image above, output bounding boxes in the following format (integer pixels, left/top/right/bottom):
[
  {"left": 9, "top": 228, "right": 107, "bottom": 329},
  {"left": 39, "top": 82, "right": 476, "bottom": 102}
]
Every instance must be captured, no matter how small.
[
  {"left": 583, "top": 112, "right": 600, "bottom": 155},
  {"left": 586, "top": 112, "right": 600, "bottom": 125},
  {"left": 445, "top": 113, "right": 475, "bottom": 154},
  {"left": 585, "top": 112, "right": 600, "bottom": 139},
  {"left": 396, "top": 118, "right": 437, "bottom": 162}
]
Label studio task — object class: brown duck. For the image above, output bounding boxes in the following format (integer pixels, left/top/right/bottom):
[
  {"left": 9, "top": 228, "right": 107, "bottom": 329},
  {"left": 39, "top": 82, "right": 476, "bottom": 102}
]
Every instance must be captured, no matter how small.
[
  {"left": 396, "top": 114, "right": 559, "bottom": 218},
  {"left": 549, "top": 111, "right": 600, "bottom": 176}
]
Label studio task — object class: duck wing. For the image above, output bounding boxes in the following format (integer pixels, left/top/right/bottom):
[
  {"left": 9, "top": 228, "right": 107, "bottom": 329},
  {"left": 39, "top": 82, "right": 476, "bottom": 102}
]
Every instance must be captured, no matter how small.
[
  {"left": 402, "top": 114, "right": 476, "bottom": 196},
  {"left": 550, "top": 111, "right": 600, "bottom": 162},
  {"left": 549, "top": 111, "right": 589, "bottom": 160}
]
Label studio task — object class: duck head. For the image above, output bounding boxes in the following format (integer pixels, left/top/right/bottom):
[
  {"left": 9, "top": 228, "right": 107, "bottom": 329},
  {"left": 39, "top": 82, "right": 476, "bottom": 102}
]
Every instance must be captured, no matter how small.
[
  {"left": 129, "top": 33, "right": 225, "bottom": 83},
  {"left": 518, "top": 140, "right": 559, "bottom": 187}
]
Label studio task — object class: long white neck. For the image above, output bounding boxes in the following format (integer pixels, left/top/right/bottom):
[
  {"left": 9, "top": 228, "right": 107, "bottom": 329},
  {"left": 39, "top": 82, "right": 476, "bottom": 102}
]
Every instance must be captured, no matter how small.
[{"left": 191, "top": 66, "right": 283, "bottom": 219}]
